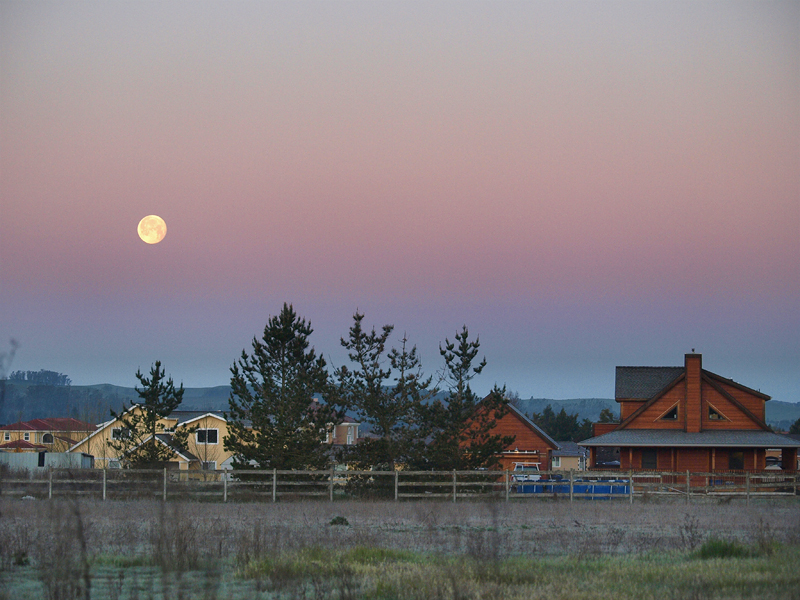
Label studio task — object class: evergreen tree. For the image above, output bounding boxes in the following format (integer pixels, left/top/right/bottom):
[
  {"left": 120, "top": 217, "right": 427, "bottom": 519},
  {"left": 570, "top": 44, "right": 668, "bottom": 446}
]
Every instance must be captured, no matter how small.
[
  {"left": 598, "top": 407, "right": 619, "bottom": 424},
  {"left": 336, "top": 312, "right": 431, "bottom": 471},
  {"left": 531, "top": 405, "right": 593, "bottom": 442},
  {"left": 789, "top": 417, "right": 800, "bottom": 435},
  {"left": 108, "top": 361, "right": 186, "bottom": 467},
  {"left": 415, "top": 327, "right": 514, "bottom": 471},
  {"left": 224, "top": 303, "right": 340, "bottom": 471}
]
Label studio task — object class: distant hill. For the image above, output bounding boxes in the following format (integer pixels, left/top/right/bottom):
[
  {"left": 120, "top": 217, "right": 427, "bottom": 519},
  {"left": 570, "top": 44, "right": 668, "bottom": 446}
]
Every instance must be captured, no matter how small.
[
  {"left": 1, "top": 383, "right": 798, "bottom": 430},
  {"left": 0, "top": 381, "right": 231, "bottom": 425}
]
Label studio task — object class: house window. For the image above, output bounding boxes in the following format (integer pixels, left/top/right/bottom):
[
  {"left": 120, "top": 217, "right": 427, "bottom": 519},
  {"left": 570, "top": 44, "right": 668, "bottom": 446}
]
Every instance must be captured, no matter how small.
[
  {"left": 641, "top": 449, "right": 657, "bottom": 470},
  {"left": 552, "top": 456, "right": 561, "bottom": 468},
  {"left": 660, "top": 406, "right": 678, "bottom": 421},
  {"left": 346, "top": 426, "right": 354, "bottom": 445},
  {"left": 202, "top": 461, "right": 216, "bottom": 471},
  {"left": 3, "top": 432, "right": 9, "bottom": 441},
  {"left": 111, "top": 428, "right": 130, "bottom": 440},
  {"left": 708, "top": 406, "right": 725, "bottom": 421},
  {"left": 24, "top": 432, "right": 30, "bottom": 442},
  {"left": 108, "top": 460, "right": 121, "bottom": 469},
  {"left": 42, "top": 433, "right": 53, "bottom": 444},
  {"left": 196, "top": 429, "right": 218, "bottom": 444},
  {"left": 729, "top": 451, "right": 744, "bottom": 470}
]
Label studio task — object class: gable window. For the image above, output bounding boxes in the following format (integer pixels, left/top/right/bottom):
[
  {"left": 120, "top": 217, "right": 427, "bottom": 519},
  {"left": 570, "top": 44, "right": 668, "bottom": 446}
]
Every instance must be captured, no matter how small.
[
  {"left": 196, "top": 429, "right": 218, "bottom": 445},
  {"left": 729, "top": 451, "right": 744, "bottom": 470},
  {"left": 660, "top": 406, "right": 678, "bottom": 421},
  {"left": 42, "top": 433, "right": 53, "bottom": 444},
  {"left": 708, "top": 406, "right": 726, "bottom": 421},
  {"left": 111, "top": 428, "right": 130, "bottom": 440},
  {"left": 641, "top": 449, "right": 658, "bottom": 470}
]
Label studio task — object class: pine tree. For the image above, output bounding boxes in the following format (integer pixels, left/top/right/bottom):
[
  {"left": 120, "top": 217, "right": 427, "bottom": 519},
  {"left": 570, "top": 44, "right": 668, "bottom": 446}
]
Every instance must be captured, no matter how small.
[
  {"left": 336, "top": 312, "right": 431, "bottom": 472},
  {"left": 224, "top": 303, "right": 339, "bottom": 471},
  {"left": 108, "top": 361, "right": 186, "bottom": 467},
  {"left": 414, "top": 327, "right": 513, "bottom": 471}
]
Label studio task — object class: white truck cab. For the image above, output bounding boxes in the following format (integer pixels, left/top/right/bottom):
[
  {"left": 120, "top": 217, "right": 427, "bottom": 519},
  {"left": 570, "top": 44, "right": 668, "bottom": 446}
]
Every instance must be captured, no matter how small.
[{"left": 512, "top": 462, "right": 541, "bottom": 482}]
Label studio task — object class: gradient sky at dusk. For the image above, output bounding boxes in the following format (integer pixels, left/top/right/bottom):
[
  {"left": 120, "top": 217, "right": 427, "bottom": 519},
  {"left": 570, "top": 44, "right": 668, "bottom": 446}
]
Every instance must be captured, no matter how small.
[{"left": 2, "top": 1, "right": 798, "bottom": 402}]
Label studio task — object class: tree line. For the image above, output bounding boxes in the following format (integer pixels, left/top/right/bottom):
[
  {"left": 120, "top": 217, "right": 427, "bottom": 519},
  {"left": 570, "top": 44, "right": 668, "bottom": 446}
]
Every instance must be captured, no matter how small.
[{"left": 113, "top": 303, "right": 515, "bottom": 472}]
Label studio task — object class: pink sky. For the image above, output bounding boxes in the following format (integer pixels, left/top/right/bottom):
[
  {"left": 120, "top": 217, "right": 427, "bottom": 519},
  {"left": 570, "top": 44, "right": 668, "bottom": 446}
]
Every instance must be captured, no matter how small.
[{"left": 2, "top": 1, "right": 798, "bottom": 401}]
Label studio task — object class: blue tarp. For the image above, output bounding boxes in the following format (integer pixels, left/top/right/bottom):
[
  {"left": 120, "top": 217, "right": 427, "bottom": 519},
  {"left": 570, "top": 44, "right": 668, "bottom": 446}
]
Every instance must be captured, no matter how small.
[{"left": 515, "top": 480, "right": 630, "bottom": 496}]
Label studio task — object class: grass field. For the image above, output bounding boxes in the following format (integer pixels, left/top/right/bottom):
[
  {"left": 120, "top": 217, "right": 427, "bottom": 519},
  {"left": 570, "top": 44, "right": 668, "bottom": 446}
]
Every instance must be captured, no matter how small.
[{"left": 1, "top": 497, "right": 799, "bottom": 599}]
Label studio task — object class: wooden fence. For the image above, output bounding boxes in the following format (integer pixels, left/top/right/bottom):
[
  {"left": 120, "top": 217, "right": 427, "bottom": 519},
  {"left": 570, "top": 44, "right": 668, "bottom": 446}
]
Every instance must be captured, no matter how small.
[{"left": 1, "top": 468, "right": 797, "bottom": 503}]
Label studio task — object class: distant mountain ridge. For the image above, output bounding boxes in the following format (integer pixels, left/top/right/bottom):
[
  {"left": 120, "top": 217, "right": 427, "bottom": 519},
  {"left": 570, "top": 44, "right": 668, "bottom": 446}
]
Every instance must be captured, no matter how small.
[{"left": 1, "top": 382, "right": 798, "bottom": 430}]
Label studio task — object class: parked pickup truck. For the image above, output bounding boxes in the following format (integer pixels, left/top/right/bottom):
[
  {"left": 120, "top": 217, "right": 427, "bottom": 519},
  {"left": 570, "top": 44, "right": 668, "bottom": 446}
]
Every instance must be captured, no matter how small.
[{"left": 512, "top": 462, "right": 541, "bottom": 482}]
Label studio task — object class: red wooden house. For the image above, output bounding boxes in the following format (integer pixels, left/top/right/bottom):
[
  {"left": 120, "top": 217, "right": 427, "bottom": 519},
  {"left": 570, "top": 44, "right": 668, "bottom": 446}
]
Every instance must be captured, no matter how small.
[
  {"left": 580, "top": 354, "right": 800, "bottom": 472},
  {"left": 471, "top": 400, "right": 559, "bottom": 471}
]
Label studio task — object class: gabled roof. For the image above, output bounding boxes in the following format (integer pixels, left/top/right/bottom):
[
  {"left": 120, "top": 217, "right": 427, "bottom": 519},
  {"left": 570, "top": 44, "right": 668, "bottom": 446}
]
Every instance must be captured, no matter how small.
[
  {"left": 616, "top": 367, "right": 684, "bottom": 399},
  {"left": 0, "top": 418, "right": 96, "bottom": 432},
  {"left": 580, "top": 430, "right": 800, "bottom": 448},
  {"left": 552, "top": 441, "right": 589, "bottom": 457},
  {"left": 169, "top": 411, "right": 227, "bottom": 426},
  {"left": 506, "top": 404, "right": 559, "bottom": 449},
  {"left": 0, "top": 440, "right": 48, "bottom": 450}
]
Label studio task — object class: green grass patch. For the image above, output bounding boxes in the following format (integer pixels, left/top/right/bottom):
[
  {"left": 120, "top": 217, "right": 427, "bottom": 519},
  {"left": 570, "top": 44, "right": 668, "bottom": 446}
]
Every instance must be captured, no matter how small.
[
  {"left": 237, "top": 545, "right": 800, "bottom": 599},
  {"left": 694, "top": 537, "right": 753, "bottom": 560}
]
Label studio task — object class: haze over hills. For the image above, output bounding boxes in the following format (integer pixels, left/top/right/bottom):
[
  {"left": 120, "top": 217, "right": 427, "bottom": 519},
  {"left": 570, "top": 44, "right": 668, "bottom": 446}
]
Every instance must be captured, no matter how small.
[{"left": 2, "top": 381, "right": 799, "bottom": 431}]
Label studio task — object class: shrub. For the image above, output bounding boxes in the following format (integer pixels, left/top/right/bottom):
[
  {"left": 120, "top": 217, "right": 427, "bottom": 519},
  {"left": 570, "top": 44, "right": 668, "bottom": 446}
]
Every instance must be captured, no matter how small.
[{"left": 694, "top": 537, "right": 751, "bottom": 559}]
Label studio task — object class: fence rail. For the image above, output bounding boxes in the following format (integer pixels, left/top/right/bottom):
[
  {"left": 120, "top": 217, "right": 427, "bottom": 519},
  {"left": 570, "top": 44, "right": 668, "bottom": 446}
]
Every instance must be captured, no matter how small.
[{"left": 0, "top": 467, "right": 797, "bottom": 503}]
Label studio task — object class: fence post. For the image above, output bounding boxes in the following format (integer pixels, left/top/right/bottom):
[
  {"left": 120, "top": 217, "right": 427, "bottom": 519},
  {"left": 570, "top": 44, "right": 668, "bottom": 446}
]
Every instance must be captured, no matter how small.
[
  {"left": 685, "top": 470, "right": 690, "bottom": 504},
  {"left": 452, "top": 470, "right": 457, "bottom": 503},
  {"left": 505, "top": 469, "right": 509, "bottom": 502},
  {"left": 329, "top": 465, "right": 334, "bottom": 502},
  {"left": 223, "top": 472, "right": 227, "bottom": 503},
  {"left": 103, "top": 468, "right": 107, "bottom": 501},
  {"left": 394, "top": 470, "right": 399, "bottom": 501},
  {"left": 272, "top": 468, "right": 277, "bottom": 503},
  {"left": 629, "top": 469, "right": 633, "bottom": 505},
  {"left": 569, "top": 469, "right": 574, "bottom": 503},
  {"left": 163, "top": 468, "right": 167, "bottom": 502},
  {"left": 746, "top": 471, "right": 751, "bottom": 506},
  {"left": 48, "top": 468, "right": 53, "bottom": 500}
]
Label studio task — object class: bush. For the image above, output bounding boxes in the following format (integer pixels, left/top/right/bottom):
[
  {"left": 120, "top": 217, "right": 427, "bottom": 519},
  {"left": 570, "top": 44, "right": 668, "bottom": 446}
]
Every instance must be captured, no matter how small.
[{"left": 694, "top": 538, "right": 751, "bottom": 559}]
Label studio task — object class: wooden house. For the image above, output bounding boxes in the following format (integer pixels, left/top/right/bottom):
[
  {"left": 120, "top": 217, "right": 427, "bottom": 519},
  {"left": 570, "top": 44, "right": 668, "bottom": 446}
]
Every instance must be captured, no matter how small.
[
  {"left": 580, "top": 354, "right": 800, "bottom": 471},
  {"left": 471, "top": 400, "right": 559, "bottom": 471}
]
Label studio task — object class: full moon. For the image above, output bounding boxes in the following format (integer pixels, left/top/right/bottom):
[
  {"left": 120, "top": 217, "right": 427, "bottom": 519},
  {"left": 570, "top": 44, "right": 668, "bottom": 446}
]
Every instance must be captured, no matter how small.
[{"left": 137, "top": 215, "right": 167, "bottom": 244}]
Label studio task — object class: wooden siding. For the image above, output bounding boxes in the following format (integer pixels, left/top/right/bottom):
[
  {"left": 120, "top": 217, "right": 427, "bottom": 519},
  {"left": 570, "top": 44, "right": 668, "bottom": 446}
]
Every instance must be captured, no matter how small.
[
  {"left": 701, "top": 383, "right": 762, "bottom": 430},
  {"left": 471, "top": 406, "right": 557, "bottom": 470},
  {"left": 619, "top": 400, "right": 645, "bottom": 420},
  {"left": 624, "top": 385, "right": 684, "bottom": 430}
]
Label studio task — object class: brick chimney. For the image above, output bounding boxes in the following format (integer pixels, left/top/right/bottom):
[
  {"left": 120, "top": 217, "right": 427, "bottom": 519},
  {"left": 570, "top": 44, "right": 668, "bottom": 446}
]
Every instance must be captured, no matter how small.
[{"left": 685, "top": 353, "right": 702, "bottom": 432}]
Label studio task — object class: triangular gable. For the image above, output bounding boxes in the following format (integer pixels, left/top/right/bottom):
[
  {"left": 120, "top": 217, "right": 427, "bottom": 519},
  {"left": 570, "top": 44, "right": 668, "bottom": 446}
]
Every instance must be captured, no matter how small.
[
  {"left": 504, "top": 404, "right": 560, "bottom": 450},
  {"left": 617, "top": 372, "right": 686, "bottom": 430},
  {"left": 702, "top": 374, "right": 770, "bottom": 431}
]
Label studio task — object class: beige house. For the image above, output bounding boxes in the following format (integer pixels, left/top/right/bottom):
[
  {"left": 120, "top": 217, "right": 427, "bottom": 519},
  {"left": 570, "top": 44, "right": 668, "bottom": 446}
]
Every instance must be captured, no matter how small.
[
  {"left": 551, "top": 441, "right": 589, "bottom": 472},
  {"left": 0, "top": 418, "right": 96, "bottom": 453},
  {"left": 70, "top": 406, "right": 361, "bottom": 470},
  {"left": 69, "top": 409, "right": 233, "bottom": 471}
]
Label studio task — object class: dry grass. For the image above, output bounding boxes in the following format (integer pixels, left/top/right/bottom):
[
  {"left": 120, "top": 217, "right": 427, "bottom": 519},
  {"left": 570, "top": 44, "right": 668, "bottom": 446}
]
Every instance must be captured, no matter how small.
[{"left": 0, "top": 497, "right": 798, "bottom": 599}]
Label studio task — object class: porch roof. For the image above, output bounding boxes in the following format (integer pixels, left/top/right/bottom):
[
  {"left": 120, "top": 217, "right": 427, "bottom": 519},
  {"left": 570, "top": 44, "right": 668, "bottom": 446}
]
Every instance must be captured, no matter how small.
[{"left": 580, "top": 430, "right": 800, "bottom": 449}]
